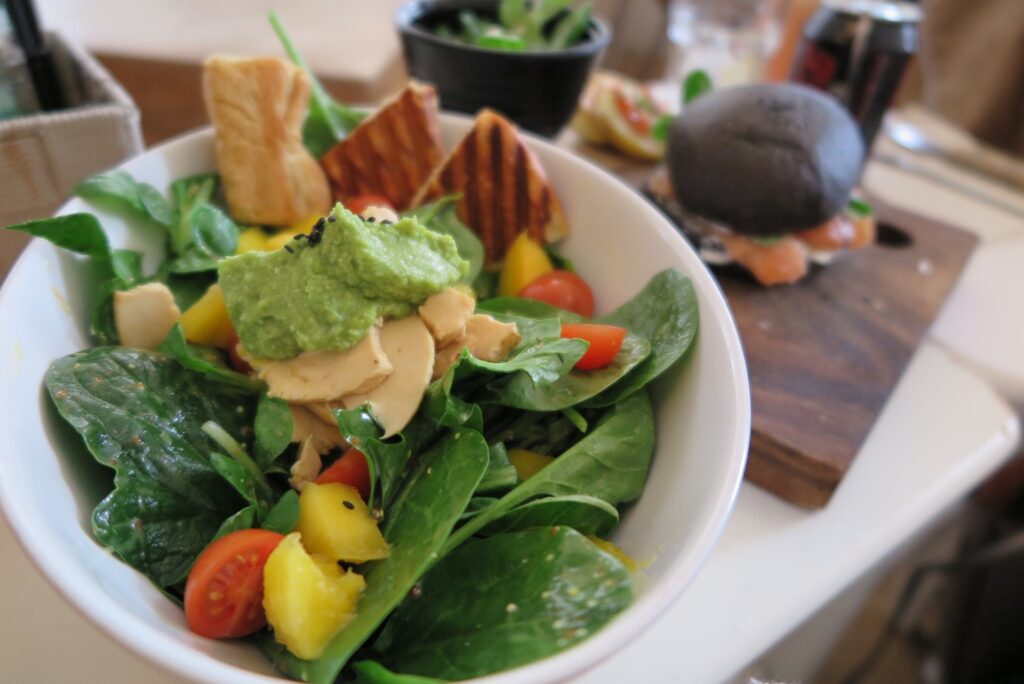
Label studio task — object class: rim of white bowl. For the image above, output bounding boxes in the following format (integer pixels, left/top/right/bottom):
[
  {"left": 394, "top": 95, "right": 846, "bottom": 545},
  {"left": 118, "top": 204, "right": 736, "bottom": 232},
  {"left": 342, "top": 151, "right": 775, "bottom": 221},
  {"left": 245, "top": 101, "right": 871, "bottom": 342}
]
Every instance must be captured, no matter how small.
[{"left": 0, "top": 117, "right": 750, "bottom": 684}]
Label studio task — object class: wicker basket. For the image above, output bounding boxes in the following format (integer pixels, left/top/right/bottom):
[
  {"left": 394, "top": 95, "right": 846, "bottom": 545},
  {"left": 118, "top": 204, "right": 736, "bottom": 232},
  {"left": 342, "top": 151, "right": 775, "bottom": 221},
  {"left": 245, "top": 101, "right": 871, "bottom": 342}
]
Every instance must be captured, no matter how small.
[{"left": 0, "top": 32, "right": 143, "bottom": 279}]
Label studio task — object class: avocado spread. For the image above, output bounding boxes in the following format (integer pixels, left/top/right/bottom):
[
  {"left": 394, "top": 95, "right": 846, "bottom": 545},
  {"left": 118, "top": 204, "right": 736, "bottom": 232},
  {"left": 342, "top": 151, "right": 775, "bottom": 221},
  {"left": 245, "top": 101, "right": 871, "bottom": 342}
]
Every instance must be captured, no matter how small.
[{"left": 218, "top": 204, "right": 468, "bottom": 359}]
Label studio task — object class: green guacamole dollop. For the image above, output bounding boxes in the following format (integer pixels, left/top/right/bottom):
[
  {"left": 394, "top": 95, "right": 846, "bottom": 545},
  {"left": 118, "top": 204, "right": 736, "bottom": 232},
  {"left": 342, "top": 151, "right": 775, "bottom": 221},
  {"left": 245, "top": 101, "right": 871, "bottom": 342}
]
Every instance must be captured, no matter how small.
[{"left": 218, "top": 204, "right": 468, "bottom": 360}]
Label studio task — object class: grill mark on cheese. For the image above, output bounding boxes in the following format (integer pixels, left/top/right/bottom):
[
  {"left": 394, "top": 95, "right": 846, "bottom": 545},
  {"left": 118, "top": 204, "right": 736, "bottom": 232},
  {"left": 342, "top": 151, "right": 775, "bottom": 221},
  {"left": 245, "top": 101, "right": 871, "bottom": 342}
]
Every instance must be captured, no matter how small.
[
  {"left": 408, "top": 108, "right": 568, "bottom": 262},
  {"left": 404, "top": 92, "right": 434, "bottom": 183},
  {"left": 462, "top": 128, "right": 482, "bottom": 252},
  {"left": 320, "top": 83, "right": 443, "bottom": 210},
  {"left": 488, "top": 123, "right": 508, "bottom": 256},
  {"left": 514, "top": 142, "right": 529, "bottom": 247}
]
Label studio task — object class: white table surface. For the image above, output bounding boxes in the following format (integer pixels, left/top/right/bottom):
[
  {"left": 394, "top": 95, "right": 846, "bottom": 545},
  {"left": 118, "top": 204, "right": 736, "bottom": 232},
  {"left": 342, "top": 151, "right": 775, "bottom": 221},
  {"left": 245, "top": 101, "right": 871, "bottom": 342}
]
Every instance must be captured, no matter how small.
[
  {"left": 3, "top": 118, "right": 1024, "bottom": 681},
  {"left": 36, "top": 0, "right": 408, "bottom": 94}
]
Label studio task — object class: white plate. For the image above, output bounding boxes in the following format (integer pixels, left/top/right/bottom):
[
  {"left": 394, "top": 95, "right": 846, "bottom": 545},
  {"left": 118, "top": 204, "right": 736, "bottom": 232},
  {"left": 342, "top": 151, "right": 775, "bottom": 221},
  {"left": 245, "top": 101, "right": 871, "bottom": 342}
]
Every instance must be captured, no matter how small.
[{"left": 0, "top": 114, "right": 750, "bottom": 683}]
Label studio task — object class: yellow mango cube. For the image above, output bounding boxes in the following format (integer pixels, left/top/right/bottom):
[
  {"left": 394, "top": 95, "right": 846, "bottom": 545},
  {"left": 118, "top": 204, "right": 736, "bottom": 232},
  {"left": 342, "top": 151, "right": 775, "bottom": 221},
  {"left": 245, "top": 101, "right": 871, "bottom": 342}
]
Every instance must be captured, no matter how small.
[
  {"left": 263, "top": 533, "right": 365, "bottom": 659},
  {"left": 265, "top": 228, "right": 305, "bottom": 252},
  {"left": 178, "top": 284, "right": 235, "bottom": 349},
  {"left": 508, "top": 448, "right": 554, "bottom": 481},
  {"left": 264, "top": 214, "right": 322, "bottom": 252},
  {"left": 236, "top": 227, "right": 270, "bottom": 254},
  {"left": 498, "top": 233, "right": 554, "bottom": 297},
  {"left": 298, "top": 483, "right": 390, "bottom": 564}
]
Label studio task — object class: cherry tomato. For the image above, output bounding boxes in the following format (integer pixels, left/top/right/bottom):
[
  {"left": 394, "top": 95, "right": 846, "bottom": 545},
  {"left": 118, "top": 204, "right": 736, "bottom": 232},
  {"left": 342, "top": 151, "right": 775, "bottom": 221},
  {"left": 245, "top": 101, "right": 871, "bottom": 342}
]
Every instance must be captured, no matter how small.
[
  {"left": 316, "top": 447, "right": 371, "bottom": 501},
  {"left": 226, "top": 331, "right": 253, "bottom": 374},
  {"left": 184, "top": 529, "right": 284, "bottom": 639},
  {"left": 561, "top": 323, "right": 627, "bottom": 371},
  {"left": 345, "top": 194, "right": 394, "bottom": 215},
  {"left": 518, "top": 270, "right": 595, "bottom": 318},
  {"left": 613, "top": 91, "right": 654, "bottom": 136}
]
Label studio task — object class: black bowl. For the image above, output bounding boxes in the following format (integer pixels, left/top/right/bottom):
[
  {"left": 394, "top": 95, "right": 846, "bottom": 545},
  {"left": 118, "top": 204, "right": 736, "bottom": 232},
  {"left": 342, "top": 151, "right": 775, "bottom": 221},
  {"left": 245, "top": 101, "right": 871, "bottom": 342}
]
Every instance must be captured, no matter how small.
[{"left": 395, "top": 0, "right": 611, "bottom": 137}]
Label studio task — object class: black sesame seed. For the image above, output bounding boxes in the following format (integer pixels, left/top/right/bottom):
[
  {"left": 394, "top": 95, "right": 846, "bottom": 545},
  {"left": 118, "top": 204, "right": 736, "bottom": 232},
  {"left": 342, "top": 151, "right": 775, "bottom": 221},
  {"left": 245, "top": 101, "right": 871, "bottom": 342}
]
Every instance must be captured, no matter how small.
[
  {"left": 284, "top": 244, "right": 294, "bottom": 253},
  {"left": 366, "top": 216, "right": 376, "bottom": 223},
  {"left": 343, "top": 500, "right": 355, "bottom": 510},
  {"left": 327, "top": 215, "right": 337, "bottom": 222},
  {"left": 381, "top": 220, "right": 393, "bottom": 225}
]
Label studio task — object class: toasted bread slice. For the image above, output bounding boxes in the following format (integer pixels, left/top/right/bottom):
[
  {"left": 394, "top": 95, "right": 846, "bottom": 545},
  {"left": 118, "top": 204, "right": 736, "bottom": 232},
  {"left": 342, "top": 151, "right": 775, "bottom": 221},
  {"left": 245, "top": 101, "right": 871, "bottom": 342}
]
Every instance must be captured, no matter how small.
[
  {"left": 203, "top": 56, "right": 331, "bottom": 226},
  {"left": 320, "top": 82, "right": 443, "bottom": 211},
  {"left": 412, "top": 109, "right": 568, "bottom": 264}
]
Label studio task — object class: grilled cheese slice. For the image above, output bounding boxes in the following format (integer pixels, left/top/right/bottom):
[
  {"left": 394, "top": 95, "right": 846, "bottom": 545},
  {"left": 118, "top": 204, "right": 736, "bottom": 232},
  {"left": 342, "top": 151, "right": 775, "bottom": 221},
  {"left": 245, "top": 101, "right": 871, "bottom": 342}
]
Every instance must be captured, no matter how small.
[
  {"left": 320, "top": 82, "right": 444, "bottom": 211},
  {"left": 203, "top": 56, "right": 331, "bottom": 226},
  {"left": 412, "top": 109, "right": 569, "bottom": 264}
]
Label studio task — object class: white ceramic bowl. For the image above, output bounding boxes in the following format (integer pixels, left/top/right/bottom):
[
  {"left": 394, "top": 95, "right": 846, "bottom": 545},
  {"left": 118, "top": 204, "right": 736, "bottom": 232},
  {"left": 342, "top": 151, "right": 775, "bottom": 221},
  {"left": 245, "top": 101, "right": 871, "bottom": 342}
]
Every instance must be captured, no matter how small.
[{"left": 0, "top": 115, "right": 750, "bottom": 683}]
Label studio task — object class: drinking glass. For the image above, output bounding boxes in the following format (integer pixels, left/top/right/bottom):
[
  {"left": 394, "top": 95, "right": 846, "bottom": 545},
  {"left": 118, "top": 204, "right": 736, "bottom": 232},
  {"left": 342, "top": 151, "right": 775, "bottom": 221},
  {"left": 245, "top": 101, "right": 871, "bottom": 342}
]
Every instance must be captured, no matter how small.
[{"left": 667, "top": 0, "right": 788, "bottom": 87}]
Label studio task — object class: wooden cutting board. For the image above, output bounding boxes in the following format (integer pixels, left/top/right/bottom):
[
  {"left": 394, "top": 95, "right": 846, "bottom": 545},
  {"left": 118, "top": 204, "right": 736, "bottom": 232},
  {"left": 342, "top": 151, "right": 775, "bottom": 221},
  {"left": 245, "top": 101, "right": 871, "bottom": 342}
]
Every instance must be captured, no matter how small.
[
  {"left": 723, "top": 204, "right": 977, "bottom": 508},
  {"left": 556, "top": 134, "right": 978, "bottom": 508}
]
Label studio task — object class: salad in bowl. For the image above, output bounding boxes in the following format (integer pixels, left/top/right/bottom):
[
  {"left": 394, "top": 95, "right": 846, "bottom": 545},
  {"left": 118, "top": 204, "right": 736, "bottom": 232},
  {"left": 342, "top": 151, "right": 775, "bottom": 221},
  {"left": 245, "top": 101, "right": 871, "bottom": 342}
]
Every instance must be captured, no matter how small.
[{"left": 0, "top": 15, "right": 748, "bottom": 684}]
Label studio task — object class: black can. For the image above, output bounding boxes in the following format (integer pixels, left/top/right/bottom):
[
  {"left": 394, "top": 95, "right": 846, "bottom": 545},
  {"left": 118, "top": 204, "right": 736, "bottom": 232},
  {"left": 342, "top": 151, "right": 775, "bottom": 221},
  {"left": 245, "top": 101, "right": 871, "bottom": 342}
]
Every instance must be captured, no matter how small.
[{"left": 790, "top": 0, "right": 921, "bottom": 149}]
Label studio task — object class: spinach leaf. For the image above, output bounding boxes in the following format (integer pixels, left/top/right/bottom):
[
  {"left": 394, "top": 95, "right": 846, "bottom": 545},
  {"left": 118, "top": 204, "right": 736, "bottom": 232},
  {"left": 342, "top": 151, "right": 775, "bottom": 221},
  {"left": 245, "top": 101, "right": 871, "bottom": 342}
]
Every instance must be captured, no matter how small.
[
  {"left": 476, "top": 442, "right": 519, "bottom": 495},
  {"left": 72, "top": 169, "right": 177, "bottom": 229},
  {"left": 479, "top": 330, "right": 649, "bottom": 411},
  {"left": 211, "top": 506, "right": 257, "bottom": 541},
  {"left": 373, "top": 527, "right": 633, "bottom": 680},
  {"left": 440, "top": 322, "right": 588, "bottom": 389},
  {"left": 269, "top": 11, "right": 366, "bottom": 157},
  {"left": 402, "top": 198, "right": 484, "bottom": 285},
  {"left": 262, "top": 428, "right": 489, "bottom": 684},
  {"left": 472, "top": 268, "right": 498, "bottom": 299},
  {"left": 164, "top": 271, "right": 216, "bottom": 311},
  {"left": 165, "top": 185, "right": 239, "bottom": 275},
  {"left": 352, "top": 661, "right": 444, "bottom": 684},
  {"left": 262, "top": 490, "right": 300, "bottom": 534},
  {"left": 443, "top": 390, "right": 654, "bottom": 554},
  {"left": 587, "top": 268, "right": 698, "bottom": 406},
  {"left": 211, "top": 452, "right": 265, "bottom": 508},
  {"left": 254, "top": 393, "right": 293, "bottom": 468},
  {"left": 159, "top": 324, "right": 263, "bottom": 394},
  {"left": 3, "top": 212, "right": 115, "bottom": 264},
  {"left": 45, "top": 348, "right": 259, "bottom": 586},
  {"left": 480, "top": 268, "right": 699, "bottom": 407},
  {"left": 651, "top": 115, "right": 673, "bottom": 142},
  {"left": 683, "top": 68, "right": 714, "bottom": 104},
  {"left": 203, "top": 421, "right": 276, "bottom": 515},
  {"left": 335, "top": 407, "right": 441, "bottom": 510},
  {"left": 484, "top": 407, "right": 581, "bottom": 456},
  {"left": 476, "top": 296, "right": 580, "bottom": 323},
  {"left": 4, "top": 213, "right": 145, "bottom": 345},
  {"left": 482, "top": 494, "right": 618, "bottom": 536},
  {"left": 460, "top": 496, "right": 498, "bottom": 522}
]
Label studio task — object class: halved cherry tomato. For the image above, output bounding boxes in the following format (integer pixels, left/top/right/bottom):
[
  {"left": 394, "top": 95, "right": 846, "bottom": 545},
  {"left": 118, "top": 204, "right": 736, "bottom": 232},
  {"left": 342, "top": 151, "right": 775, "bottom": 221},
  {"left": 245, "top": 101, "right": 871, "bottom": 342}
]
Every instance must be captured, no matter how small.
[
  {"left": 184, "top": 529, "right": 285, "bottom": 639},
  {"left": 345, "top": 194, "right": 394, "bottom": 215},
  {"left": 226, "top": 331, "right": 253, "bottom": 374},
  {"left": 561, "top": 323, "right": 627, "bottom": 371},
  {"left": 316, "top": 447, "right": 371, "bottom": 502},
  {"left": 519, "top": 270, "right": 596, "bottom": 318},
  {"left": 613, "top": 91, "right": 654, "bottom": 136}
]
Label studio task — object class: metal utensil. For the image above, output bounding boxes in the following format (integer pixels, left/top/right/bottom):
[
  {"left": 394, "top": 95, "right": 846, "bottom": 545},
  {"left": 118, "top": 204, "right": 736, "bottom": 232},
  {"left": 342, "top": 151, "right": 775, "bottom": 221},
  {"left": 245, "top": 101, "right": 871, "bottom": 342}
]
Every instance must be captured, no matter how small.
[
  {"left": 873, "top": 151, "right": 1024, "bottom": 220},
  {"left": 884, "top": 118, "right": 1024, "bottom": 192}
]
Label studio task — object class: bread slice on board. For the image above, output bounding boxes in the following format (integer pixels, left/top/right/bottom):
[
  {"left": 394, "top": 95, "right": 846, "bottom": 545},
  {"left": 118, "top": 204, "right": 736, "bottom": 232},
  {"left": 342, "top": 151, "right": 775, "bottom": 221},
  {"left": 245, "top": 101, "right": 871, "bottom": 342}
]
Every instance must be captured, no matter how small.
[
  {"left": 320, "top": 81, "right": 444, "bottom": 211},
  {"left": 203, "top": 56, "right": 331, "bottom": 226},
  {"left": 412, "top": 109, "right": 568, "bottom": 264}
]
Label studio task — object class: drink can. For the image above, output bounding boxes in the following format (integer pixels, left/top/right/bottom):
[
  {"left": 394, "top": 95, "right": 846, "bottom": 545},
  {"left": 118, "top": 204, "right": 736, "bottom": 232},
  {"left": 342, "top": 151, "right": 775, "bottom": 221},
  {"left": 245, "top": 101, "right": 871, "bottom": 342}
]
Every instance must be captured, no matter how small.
[{"left": 790, "top": 0, "right": 922, "bottom": 148}]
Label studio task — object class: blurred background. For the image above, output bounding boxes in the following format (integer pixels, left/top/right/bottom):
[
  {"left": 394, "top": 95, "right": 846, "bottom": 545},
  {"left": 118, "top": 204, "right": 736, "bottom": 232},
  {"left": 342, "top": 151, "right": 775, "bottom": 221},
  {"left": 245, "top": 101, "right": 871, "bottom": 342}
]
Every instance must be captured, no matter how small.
[{"left": 1, "top": 1, "right": 1023, "bottom": 683}]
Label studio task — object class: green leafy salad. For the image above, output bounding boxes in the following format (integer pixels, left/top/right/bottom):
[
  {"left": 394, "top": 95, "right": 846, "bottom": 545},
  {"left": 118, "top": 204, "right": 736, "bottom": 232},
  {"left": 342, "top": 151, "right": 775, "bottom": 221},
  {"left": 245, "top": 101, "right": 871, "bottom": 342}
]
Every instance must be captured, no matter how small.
[
  {"left": 434, "top": 0, "right": 594, "bottom": 52},
  {"left": 2, "top": 15, "right": 699, "bottom": 684}
]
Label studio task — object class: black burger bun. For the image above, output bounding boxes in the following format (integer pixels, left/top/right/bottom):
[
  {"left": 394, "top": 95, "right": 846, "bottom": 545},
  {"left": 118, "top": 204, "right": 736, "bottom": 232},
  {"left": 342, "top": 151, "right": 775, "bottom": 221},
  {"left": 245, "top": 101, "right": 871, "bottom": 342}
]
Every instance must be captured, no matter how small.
[{"left": 666, "top": 83, "right": 864, "bottom": 236}]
